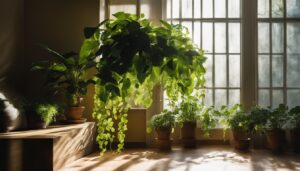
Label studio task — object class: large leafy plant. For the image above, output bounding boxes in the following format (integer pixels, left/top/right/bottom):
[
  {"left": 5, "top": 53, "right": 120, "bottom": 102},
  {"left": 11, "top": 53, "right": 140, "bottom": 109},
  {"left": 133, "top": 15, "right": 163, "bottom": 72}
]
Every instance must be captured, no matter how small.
[
  {"left": 266, "top": 104, "right": 288, "bottom": 130},
  {"left": 149, "top": 110, "right": 176, "bottom": 130},
  {"left": 174, "top": 96, "right": 201, "bottom": 125},
  {"left": 249, "top": 105, "right": 271, "bottom": 133},
  {"left": 32, "top": 46, "right": 96, "bottom": 106},
  {"left": 81, "top": 12, "right": 206, "bottom": 153}
]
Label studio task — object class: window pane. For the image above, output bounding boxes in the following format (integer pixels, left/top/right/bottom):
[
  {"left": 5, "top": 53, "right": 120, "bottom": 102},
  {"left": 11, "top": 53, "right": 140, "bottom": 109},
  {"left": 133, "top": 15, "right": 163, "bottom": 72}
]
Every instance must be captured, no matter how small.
[
  {"left": 215, "top": 0, "right": 226, "bottom": 18},
  {"left": 287, "top": 0, "right": 300, "bottom": 18},
  {"left": 272, "top": 55, "right": 284, "bottom": 87},
  {"left": 259, "top": 89, "right": 270, "bottom": 107},
  {"left": 229, "top": 55, "right": 240, "bottom": 87},
  {"left": 228, "top": 0, "right": 240, "bottom": 18},
  {"left": 287, "top": 23, "right": 300, "bottom": 54},
  {"left": 215, "top": 89, "right": 227, "bottom": 108},
  {"left": 229, "top": 23, "right": 240, "bottom": 53},
  {"left": 287, "top": 90, "right": 300, "bottom": 107},
  {"left": 110, "top": 0, "right": 136, "bottom": 18},
  {"left": 194, "top": 0, "right": 201, "bottom": 18},
  {"left": 287, "top": 55, "right": 300, "bottom": 87},
  {"left": 205, "top": 55, "right": 213, "bottom": 87},
  {"left": 204, "top": 89, "right": 213, "bottom": 106},
  {"left": 182, "top": 21, "right": 193, "bottom": 39},
  {"left": 166, "top": 0, "right": 171, "bottom": 18},
  {"left": 258, "top": 23, "right": 270, "bottom": 53},
  {"left": 229, "top": 90, "right": 240, "bottom": 106},
  {"left": 258, "top": 0, "right": 270, "bottom": 18},
  {"left": 194, "top": 22, "right": 201, "bottom": 48},
  {"left": 215, "top": 23, "right": 226, "bottom": 53},
  {"left": 172, "top": 0, "right": 180, "bottom": 18},
  {"left": 203, "top": 22, "right": 213, "bottom": 53},
  {"left": 272, "top": 90, "right": 284, "bottom": 108},
  {"left": 272, "top": 23, "right": 284, "bottom": 53},
  {"left": 215, "top": 55, "right": 227, "bottom": 87},
  {"left": 258, "top": 55, "right": 270, "bottom": 87},
  {"left": 182, "top": 0, "right": 193, "bottom": 18},
  {"left": 203, "top": 0, "right": 213, "bottom": 18},
  {"left": 272, "top": 0, "right": 284, "bottom": 18},
  {"left": 172, "top": 20, "right": 180, "bottom": 25}
]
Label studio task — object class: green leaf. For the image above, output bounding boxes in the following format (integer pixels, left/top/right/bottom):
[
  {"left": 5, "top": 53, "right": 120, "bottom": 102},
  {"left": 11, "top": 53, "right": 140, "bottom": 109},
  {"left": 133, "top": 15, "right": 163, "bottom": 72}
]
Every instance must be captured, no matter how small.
[{"left": 79, "top": 38, "right": 100, "bottom": 64}]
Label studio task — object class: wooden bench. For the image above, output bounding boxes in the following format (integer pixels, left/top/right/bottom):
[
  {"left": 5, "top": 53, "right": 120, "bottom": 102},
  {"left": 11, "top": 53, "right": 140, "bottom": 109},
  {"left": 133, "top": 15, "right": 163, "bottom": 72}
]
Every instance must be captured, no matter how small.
[{"left": 0, "top": 122, "right": 96, "bottom": 171}]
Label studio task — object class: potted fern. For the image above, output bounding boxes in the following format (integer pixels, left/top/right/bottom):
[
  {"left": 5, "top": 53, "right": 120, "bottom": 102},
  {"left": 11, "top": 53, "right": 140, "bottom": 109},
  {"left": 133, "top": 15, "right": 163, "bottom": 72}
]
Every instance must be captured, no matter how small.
[
  {"left": 25, "top": 102, "right": 59, "bottom": 129},
  {"left": 32, "top": 46, "right": 96, "bottom": 123}
]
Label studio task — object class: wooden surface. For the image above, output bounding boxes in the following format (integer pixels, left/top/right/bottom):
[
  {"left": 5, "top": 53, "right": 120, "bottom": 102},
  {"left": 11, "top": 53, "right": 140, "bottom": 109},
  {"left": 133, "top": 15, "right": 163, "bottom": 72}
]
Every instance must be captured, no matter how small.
[
  {"left": 0, "top": 122, "right": 96, "bottom": 171},
  {"left": 59, "top": 145, "right": 300, "bottom": 171}
]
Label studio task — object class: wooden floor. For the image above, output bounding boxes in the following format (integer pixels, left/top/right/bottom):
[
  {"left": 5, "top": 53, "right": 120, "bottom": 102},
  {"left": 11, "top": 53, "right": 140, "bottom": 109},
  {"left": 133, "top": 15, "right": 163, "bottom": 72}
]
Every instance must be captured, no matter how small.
[{"left": 59, "top": 145, "right": 300, "bottom": 171}]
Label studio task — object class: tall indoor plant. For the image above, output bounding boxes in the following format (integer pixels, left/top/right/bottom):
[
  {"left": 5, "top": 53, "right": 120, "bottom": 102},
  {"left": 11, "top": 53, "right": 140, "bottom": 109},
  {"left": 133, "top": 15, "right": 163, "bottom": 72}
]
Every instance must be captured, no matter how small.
[
  {"left": 81, "top": 12, "right": 206, "bottom": 153},
  {"left": 32, "top": 46, "right": 96, "bottom": 123}
]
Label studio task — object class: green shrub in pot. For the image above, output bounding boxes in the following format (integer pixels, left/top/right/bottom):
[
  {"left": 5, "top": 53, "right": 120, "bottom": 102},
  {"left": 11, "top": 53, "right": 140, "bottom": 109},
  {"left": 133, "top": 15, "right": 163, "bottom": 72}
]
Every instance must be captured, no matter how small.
[
  {"left": 264, "top": 104, "right": 288, "bottom": 152},
  {"left": 148, "top": 110, "right": 176, "bottom": 151},
  {"left": 287, "top": 106, "right": 300, "bottom": 152}
]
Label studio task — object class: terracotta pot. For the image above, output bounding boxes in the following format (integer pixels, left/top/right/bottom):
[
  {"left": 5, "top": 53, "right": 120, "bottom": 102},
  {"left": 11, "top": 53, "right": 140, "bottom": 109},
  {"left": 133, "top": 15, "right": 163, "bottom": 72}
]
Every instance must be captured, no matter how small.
[
  {"left": 290, "top": 129, "right": 300, "bottom": 153},
  {"left": 155, "top": 127, "right": 172, "bottom": 151},
  {"left": 65, "top": 106, "right": 85, "bottom": 120},
  {"left": 156, "top": 127, "right": 171, "bottom": 140},
  {"left": 266, "top": 129, "right": 285, "bottom": 152},
  {"left": 181, "top": 121, "right": 196, "bottom": 148},
  {"left": 232, "top": 129, "right": 251, "bottom": 151}
]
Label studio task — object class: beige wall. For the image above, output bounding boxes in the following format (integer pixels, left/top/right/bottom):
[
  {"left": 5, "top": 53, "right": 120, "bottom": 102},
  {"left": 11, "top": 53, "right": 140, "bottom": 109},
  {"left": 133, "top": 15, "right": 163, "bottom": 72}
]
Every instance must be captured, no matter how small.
[
  {"left": 0, "top": 0, "right": 25, "bottom": 94},
  {"left": 24, "top": 0, "right": 99, "bottom": 120}
]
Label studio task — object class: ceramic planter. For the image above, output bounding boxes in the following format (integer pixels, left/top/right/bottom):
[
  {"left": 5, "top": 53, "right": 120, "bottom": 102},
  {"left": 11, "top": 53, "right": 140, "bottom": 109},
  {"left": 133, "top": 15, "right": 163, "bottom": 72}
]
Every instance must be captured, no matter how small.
[
  {"left": 231, "top": 129, "right": 251, "bottom": 151},
  {"left": 290, "top": 128, "right": 300, "bottom": 153},
  {"left": 65, "top": 106, "right": 85, "bottom": 121},
  {"left": 266, "top": 129, "right": 285, "bottom": 152},
  {"left": 155, "top": 127, "right": 172, "bottom": 151},
  {"left": 181, "top": 121, "right": 196, "bottom": 148}
]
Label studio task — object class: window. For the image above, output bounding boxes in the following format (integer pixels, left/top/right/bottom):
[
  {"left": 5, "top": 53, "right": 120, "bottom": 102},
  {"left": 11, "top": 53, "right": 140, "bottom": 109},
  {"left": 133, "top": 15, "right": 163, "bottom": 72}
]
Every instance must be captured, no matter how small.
[
  {"left": 164, "top": 0, "right": 241, "bottom": 108},
  {"left": 257, "top": 0, "right": 300, "bottom": 108}
]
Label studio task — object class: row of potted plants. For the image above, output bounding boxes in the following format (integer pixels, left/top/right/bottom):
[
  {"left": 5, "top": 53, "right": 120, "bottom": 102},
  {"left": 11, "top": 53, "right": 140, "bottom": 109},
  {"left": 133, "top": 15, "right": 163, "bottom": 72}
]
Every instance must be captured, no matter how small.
[{"left": 149, "top": 102, "right": 300, "bottom": 153}]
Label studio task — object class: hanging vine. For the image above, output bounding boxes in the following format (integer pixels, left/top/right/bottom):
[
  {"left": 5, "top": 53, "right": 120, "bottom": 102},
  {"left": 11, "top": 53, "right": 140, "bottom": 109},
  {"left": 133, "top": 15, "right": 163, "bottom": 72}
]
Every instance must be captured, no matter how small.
[{"left": 80, "top": 12, "right": 206, "bottom": 153}]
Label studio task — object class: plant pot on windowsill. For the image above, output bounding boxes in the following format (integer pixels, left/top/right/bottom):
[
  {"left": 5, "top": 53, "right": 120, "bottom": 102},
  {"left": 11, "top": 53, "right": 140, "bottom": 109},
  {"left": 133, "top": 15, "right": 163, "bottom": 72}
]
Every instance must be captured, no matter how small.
[
  {"left": 64, "top": 97, "right": 86, "bottom": 124},
  {"left": 156, "top": 127, "right": 172, "bottom": 151},
  {"left": 181, "top": 121, "right": 197, "bottom": 148},
  {"left": 231, "top": 129, "right": 251, "bottom": 151},
  {"left": 290, "top": 128, "right": 300, "bottom": 153},
  {"left": 266, "top": 129, "right": 286, "bottom": 153}
]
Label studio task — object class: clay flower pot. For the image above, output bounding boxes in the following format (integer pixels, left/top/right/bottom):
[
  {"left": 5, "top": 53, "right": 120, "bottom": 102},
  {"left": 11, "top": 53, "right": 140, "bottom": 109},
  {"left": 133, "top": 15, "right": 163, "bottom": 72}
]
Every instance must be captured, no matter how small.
[
  {"left": 155, "top": 127, "right": 172, "bottom": 151},
  {"left": 65, "top": 106, "right": 85, "bottom": 120},
  {"left": 290, "top": 129, "right": 300, "bottom": 153},
  {"left": 232, "top": 129, "right": 251, "bottom": 151},
  {"left": 181, "top": 121, "right": 196, "bottom": 148},
  {"left": 266, "top": 129, "right": 285, "bottom": 152}
]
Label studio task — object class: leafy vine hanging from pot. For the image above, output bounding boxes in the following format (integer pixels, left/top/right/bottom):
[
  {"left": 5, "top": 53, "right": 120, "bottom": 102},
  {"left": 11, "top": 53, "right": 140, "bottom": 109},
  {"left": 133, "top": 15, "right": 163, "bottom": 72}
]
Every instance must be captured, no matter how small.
[{"left": 80, "top": 12, "right": 207, "bottom": 153}]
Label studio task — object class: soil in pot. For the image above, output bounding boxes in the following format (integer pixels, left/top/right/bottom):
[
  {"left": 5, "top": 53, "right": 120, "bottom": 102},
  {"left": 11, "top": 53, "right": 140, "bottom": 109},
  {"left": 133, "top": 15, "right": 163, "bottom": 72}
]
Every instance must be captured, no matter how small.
[
  {"left": 266, "top": 129, "right": 286, "bottom": 153},
  {"left": 232, "top": 129, "right": 251, "bottom": 151},
  {"left": 65, "top": 106, "right": 85, "bottom": 121},
  {"left": 156, "top": 127, "right": 172, "bottom": 151},
  {"left": 290, "top": 129, "right": 300, "bottom": 153},
  {"left": 181, "top": 121, "right": 196, "bottom": 148}
]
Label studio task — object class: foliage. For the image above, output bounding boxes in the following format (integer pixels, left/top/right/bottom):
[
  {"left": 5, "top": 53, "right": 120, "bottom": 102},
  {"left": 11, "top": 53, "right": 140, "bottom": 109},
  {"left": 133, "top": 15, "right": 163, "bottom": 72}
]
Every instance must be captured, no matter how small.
[
  {"left": 149, "top": 110, "right": 176, "bottom": 130},
  {"left": 266, "top": 104, "right": 288, "bottom": 130},
  {"left": 228, "top": 111, "right": 251, "bottom": 131},
  {"left": 173, "top": 96, "right": 201, "bottom": 125},
  {"left": 199, "top": 105, "right": 220, "bottom": 137},
  {"left": 31, "top": 46, "right": 96, "bottom": 106},
  {"left": 249, "top": 105, "right": 271, "bottom": 133},
  {"left": 219, "top": 104, "right": 242, "bottom": 131},
  {"left": 288, "top": 106, "right": 300, "bottom": 129},
  {"left": 25, "top": 102, "right": 59, "bottom": 124},
  {"left": 81, "top": 12, "right": 206, "bottom": 153}
]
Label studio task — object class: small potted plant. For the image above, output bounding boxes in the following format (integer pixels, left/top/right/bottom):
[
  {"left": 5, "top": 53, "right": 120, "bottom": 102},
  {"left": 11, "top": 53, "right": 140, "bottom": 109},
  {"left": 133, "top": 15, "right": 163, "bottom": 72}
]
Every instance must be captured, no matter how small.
[
  {"left": 25, "top": 102, "right": 59, "bottom": 129},
  {"left": 148, "top": 110, "right": 175, "bottom": 151},
  {"left": 220, "top": 104, "right": 251, "bottom": 151},
  {"left": 174, "top": 97, "right": 200, "bottom": 148},
  {"left": 287, "top": 106, "right": 300, "bottom": 152},
  {"left": 32, "top": 46, "right": 95, "bottom": 123},
  {"left": 264, "top": 104, "right": 288, "bottom": 152}
]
